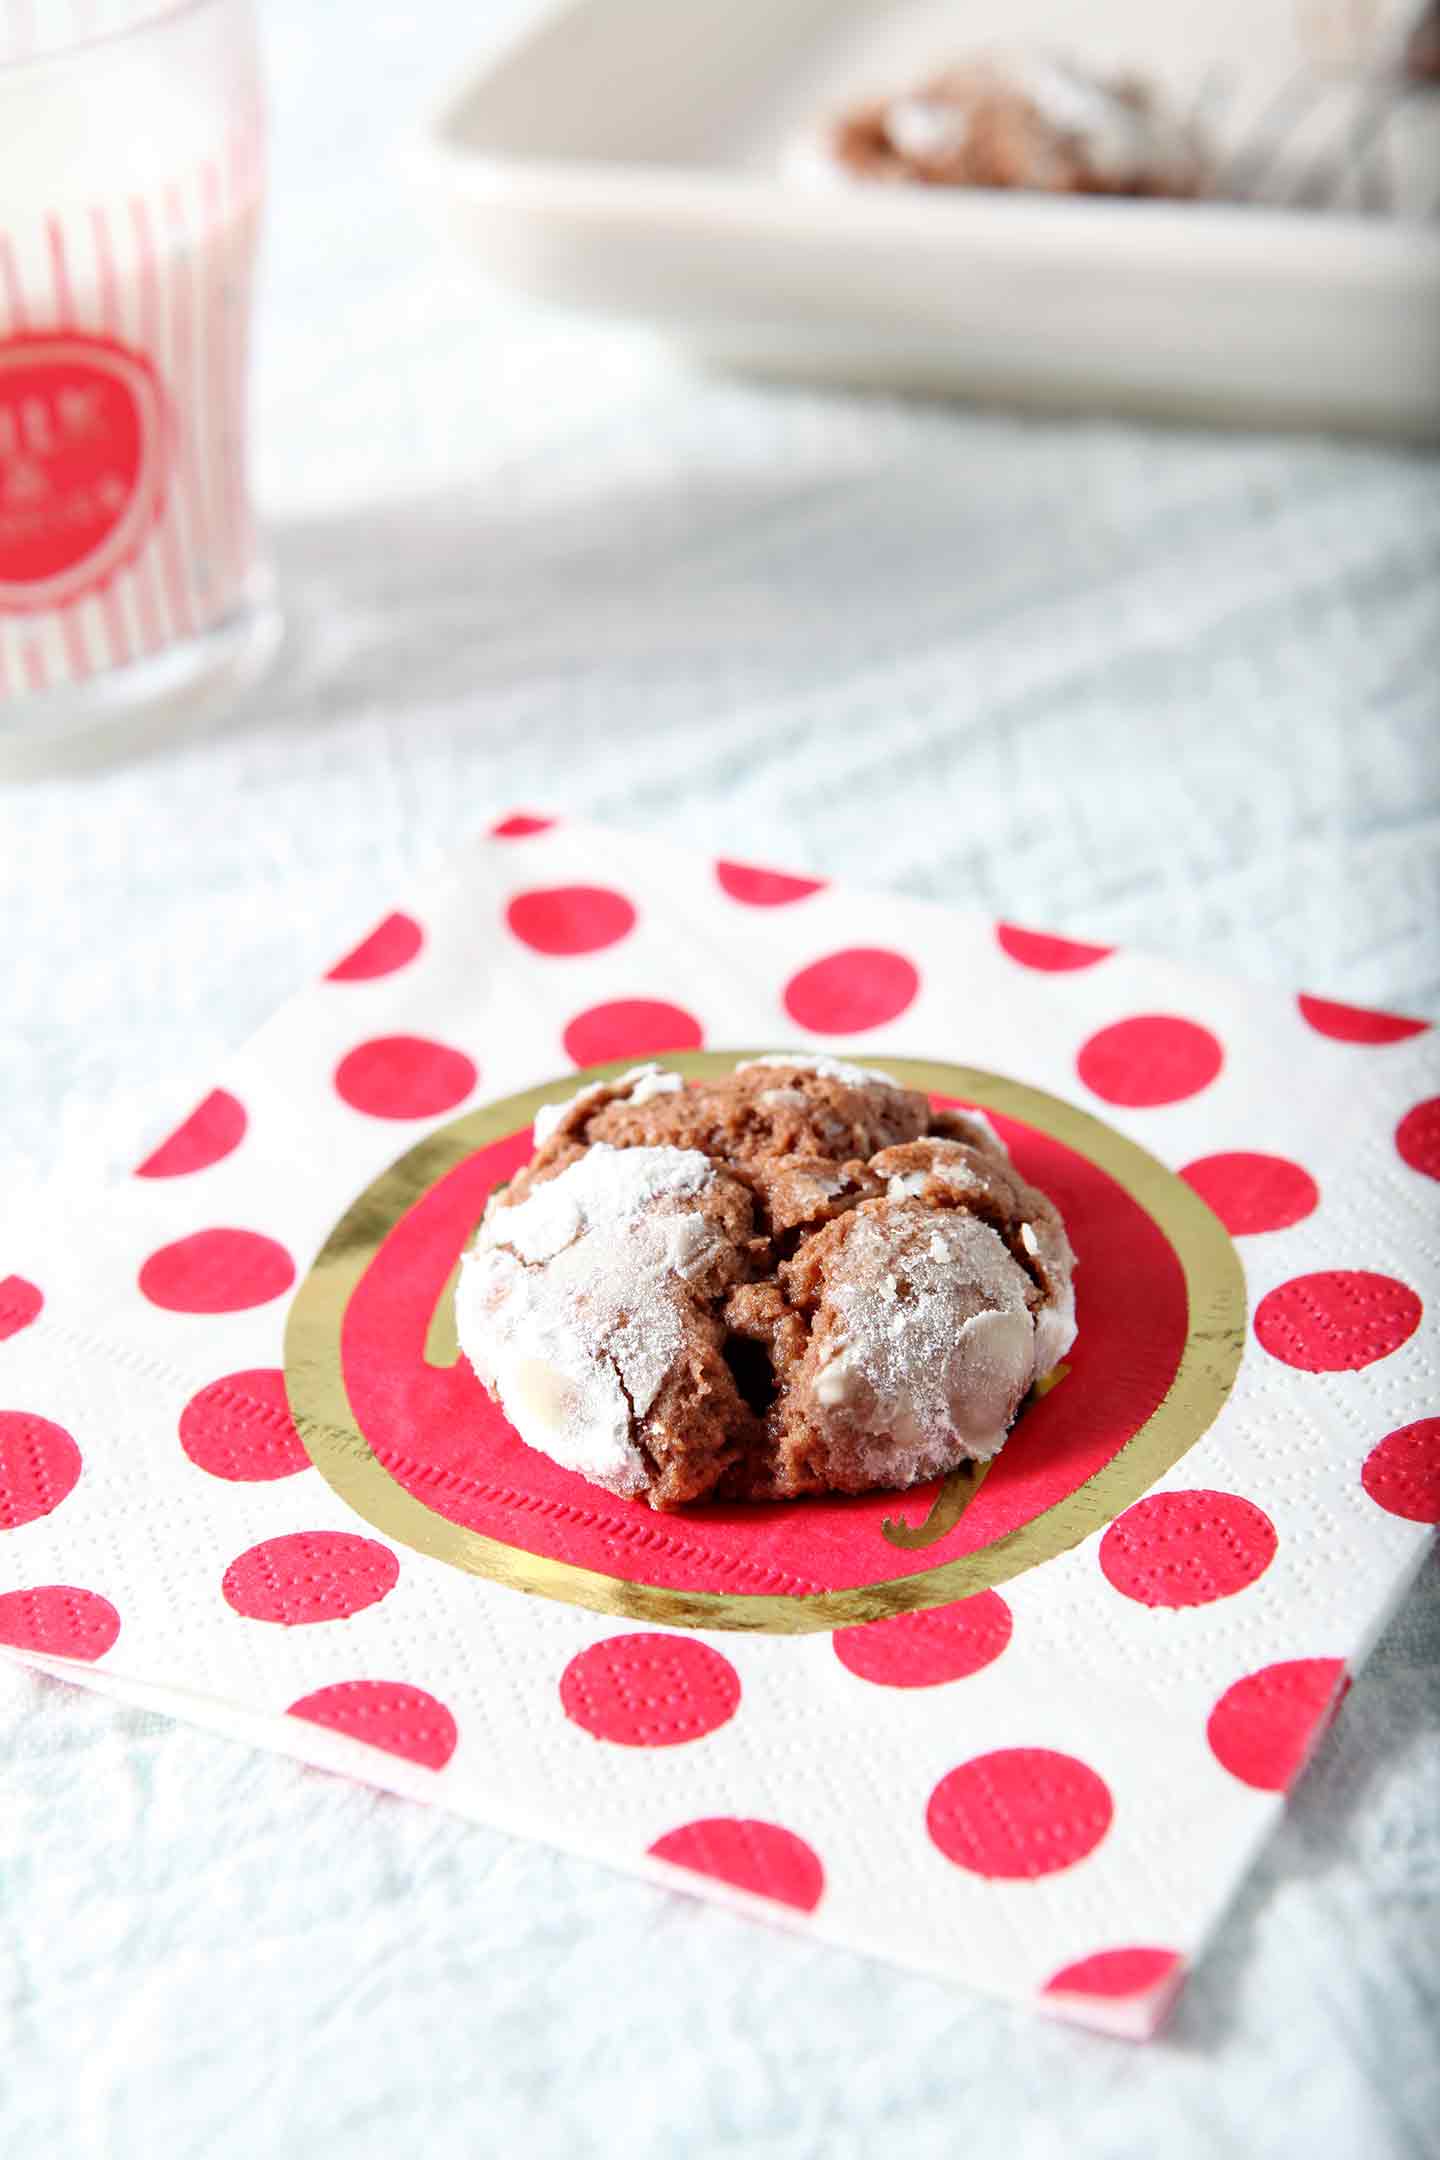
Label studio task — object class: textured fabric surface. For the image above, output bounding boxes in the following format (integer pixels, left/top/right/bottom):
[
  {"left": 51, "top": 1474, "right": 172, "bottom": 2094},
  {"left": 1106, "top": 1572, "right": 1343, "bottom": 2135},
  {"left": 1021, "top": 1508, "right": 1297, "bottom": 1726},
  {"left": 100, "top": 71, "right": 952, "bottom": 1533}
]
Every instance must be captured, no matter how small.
[{"left": 2, "top": 2, "right": 1438, "bottom": 2154}]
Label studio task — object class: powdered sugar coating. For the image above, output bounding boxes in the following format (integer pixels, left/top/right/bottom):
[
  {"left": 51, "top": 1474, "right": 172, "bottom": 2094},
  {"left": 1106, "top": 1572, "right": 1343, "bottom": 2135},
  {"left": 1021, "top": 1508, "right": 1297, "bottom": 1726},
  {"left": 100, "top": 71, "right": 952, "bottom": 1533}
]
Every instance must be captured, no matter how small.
[
  {"left": 886, "top": 94, "right": 971, "bottom": 165},
  {"left": 802, "top": 1211, "right": 1039, "bottom": 1475},
  {"left": 737, "top": 1053, "right": 902, "bottom": 1089},
  {"left": 1009, "top": 55, "right": 1187, "bottom": 184},
  {"left": 457, "top": 1144, "right": 719, "bottom": 1493},
  {"left": 1034, "top": 1277, "right": 1078, "bottom": 1375},
  {"left": 532, "top": 1064, "right": 681, "bottom": 1147}
]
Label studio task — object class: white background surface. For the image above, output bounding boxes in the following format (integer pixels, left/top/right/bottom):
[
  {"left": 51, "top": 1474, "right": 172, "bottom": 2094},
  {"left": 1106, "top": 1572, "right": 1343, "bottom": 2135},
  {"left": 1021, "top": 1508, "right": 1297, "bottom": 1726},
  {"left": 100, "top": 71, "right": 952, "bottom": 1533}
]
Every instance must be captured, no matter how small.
[{"left": 2, "top": 2, "right": 1438, "bottom": 2155}]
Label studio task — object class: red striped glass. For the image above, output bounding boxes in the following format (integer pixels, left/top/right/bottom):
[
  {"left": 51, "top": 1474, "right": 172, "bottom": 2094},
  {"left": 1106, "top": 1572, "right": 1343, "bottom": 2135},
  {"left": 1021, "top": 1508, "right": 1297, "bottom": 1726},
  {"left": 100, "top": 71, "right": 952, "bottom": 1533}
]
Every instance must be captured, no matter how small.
[{"left": 0, "top": 0, "right": 276, "bottom": 760}]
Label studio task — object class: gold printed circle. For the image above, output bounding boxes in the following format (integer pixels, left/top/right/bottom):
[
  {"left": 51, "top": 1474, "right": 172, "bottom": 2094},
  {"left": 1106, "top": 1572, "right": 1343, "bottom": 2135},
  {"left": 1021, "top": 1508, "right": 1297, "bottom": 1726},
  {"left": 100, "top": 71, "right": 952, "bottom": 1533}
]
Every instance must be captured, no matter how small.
[{"left": 285, "top": 1053, "right": 1246, "bottom": 1634}]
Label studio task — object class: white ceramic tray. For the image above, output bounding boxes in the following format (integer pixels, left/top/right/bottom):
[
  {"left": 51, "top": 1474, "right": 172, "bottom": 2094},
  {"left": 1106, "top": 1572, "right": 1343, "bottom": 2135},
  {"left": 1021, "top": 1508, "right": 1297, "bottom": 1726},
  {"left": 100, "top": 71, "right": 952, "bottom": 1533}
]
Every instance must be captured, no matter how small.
[{"left": 420, "top": 0, "right": 1440, "bottom": 436}]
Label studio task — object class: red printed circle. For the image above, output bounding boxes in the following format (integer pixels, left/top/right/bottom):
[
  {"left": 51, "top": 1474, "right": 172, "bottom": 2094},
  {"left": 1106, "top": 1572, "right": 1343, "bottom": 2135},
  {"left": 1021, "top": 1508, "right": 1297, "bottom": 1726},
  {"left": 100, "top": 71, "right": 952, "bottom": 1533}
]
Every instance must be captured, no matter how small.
[
  {"left": 716, "top": 860, "right": 825, "bottom": 907},
  {"left": 1180, "top": 1152, "right": 1318, "bottom": 1236},
  {"left": 648, "top": 1818, "right": 824, "bottom": 1912},
  {"left": 222, "top": 1531, "right": 400, "bottom": 1625},
  {"left": 287, "top": 1679, "right": 458, "bottom": 1769},
  {"left": 1100, "top": 1490, "right": 1277, "bottom": 1608},
  {"left": 1361, "top": 1418, "right": 1440, "bottom": 1525},
  {"left": 491, "top": 812, "right": 555, "bottom": 839},
  {"left": 783, "top": 947, "right": 920, "bottom": 1035},
  {"left": 1077, "top": 1015, "right": 1223, "bottom": 1107},
  {"left": 560, "top": 1634, "right": 740, "bottom": 1747},
  {"left": 0, "top": 1275, "right": 43, "bottom": 1341},
  {"left": 0, "top": 1585, "right": 120, "bottom": 1661},
  {"left": 997, "top": 924, "right": 1113, "bottom": 972},
  {"left": 926, "top": 1749, "right": 1114, "bottom": 1878},
  {"left": 139, "top": 1228, "right": 296, "bottom": 1314},
  {"left": 135, "top": 1088, "right": 247, "bottom": 1178},
  {"left": 179, "top": 1368, "right": 311, "bottom": 1482},
  {"left": 506, "top": 886, "right": 636, "bottom": 955},
  {"left": 0, "top": 1412, "right": 82, "bottom": 1530},
  {"left": 1207, "top": 1658, "right": 1347, "bottom": 1790},
  {"left": 1298, "top": 994, "right": 1428, "bottom": 1045},
  {"left": 335, "top": 1035, "right": 477, "bottom": 1120},
  {"left": 1043, "top": 1948, "right": 1181, "bottom": 1999},
  {"left": 833, "top": 1590, "right": 1013, "bottom": 1686},
  {"left": 1254, "top": 1270, "right": 1422, "bottom": 1371},
  {"left": 326, "top": 911, "right": 423, "bottom": 983},
  {"left": 0, "top": 333, "right": 166, "bottom": 610},
  {"left": 562, "top": 999, "right": 703, "bottom": 1068},
  {"left": 1396, "top": 1097, "right": 1440, "bottom": 1183}
]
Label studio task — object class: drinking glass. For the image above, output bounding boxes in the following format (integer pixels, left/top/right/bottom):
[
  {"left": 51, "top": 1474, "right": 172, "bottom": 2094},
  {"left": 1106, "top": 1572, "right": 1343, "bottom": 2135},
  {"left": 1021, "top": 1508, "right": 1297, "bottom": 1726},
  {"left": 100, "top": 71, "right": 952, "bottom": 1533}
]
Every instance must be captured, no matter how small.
[{"left": 0, "top": 0, "right": 277, "bottom": 763}]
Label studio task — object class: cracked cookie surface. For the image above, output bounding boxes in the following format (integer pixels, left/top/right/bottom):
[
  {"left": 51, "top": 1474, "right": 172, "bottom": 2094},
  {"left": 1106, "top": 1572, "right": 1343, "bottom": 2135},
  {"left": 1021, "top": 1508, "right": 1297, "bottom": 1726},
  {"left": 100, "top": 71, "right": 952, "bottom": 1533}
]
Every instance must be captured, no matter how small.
[{"left": 456, "top": 1058, "right": 1076, "bottom": 1510}]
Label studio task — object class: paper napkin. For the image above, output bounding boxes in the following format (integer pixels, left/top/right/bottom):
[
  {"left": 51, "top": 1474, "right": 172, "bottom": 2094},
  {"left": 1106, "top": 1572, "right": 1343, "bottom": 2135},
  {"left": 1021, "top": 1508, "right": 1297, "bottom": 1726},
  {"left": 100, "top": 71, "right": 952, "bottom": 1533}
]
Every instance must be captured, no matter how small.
[{"left": 3, "top": 814, "right": 1435, "bottom": 2039}]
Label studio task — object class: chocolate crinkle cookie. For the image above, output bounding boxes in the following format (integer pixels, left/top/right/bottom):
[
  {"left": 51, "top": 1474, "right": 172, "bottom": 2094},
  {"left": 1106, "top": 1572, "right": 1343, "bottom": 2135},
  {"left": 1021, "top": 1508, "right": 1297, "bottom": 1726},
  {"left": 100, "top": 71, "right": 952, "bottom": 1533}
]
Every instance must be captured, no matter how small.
[
  {"left": 823, "top": 55, "right": 1207, "bottom": 199},
  {"left": 456, "top": 1057, "right": 1076, "bottom": 1511}
]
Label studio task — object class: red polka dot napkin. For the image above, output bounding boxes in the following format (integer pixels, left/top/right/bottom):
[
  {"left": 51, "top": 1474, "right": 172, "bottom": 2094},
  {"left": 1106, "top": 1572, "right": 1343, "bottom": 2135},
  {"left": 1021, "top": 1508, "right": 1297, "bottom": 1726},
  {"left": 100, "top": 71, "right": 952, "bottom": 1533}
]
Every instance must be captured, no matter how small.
[{"left": 3, "top": 816, "right": 1436, "bottom": 2040}]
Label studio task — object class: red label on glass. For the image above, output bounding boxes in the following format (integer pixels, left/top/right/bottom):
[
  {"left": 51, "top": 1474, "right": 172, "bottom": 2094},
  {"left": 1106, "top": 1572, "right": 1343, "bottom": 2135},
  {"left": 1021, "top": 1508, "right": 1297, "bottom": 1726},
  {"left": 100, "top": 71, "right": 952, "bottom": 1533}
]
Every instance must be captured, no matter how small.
[{"left": 0, "top": 333, "right": 168, "bottom": 612}]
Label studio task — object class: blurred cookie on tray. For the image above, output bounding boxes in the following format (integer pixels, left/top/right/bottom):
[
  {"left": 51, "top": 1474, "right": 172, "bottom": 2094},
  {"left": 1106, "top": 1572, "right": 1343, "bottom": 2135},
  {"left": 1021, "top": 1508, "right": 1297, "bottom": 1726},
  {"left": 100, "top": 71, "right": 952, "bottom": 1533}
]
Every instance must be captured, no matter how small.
[{"left": 801, "top": 52, "right": 1210, "bottom": 199}]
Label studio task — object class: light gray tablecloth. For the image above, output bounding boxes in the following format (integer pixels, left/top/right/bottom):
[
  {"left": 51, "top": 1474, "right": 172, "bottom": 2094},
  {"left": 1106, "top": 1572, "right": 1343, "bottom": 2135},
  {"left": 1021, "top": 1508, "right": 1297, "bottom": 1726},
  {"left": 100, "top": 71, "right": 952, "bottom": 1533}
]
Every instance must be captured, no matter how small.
[{"left": 2, "top": 6, "right": 1437, "bottom": 2156}]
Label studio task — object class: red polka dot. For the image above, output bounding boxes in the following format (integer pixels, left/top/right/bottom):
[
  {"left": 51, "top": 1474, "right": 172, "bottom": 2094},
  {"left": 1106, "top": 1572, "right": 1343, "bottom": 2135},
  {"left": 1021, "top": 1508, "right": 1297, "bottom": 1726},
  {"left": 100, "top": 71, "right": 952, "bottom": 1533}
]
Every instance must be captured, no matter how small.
[
  {"left": 334, "top": 1035, "right": 477, "bottom": 1120},
  {"left": 648, "top": 1818, "right": 824, "bottom": 1912},
  {"left": 325, "top": 910, "right": 423, "bottom": 982},
  {"left": 833, "top": 1591, "right": 1012, "bottom": 1686},
  {"left": 0, "top": 1412, "right": 82, "bottom": 1530},
  {"left": 562, "top": 998, "right": 703, "bottom": 1067},
  {"left": 716, "top": 859, "right": 825, "bottom": 907},
  {"left": 1207, "top": 1658, "right": 1348, "bottom": 1791},
  {"left": 1298, "top": 993, "right": 1428, "bottom": 1045},
  {"left": 222, "top": 1531, "right": 400, "bottom": 1625},
  {"left": 506, "top": 885, "right": 635, "bottom": 956},
  {"left": 1100, "top": 1491, "right": 1277, "bottom": 1608},
  {"left": 0, "top": 1275, "right": 43, "bottom": 1341},
  {"left": 1180, "top": 1151, "right": 1318, "bottom": 1235},
  {"left": 287, "top": 1679, "right": 458, "bottom": 1769},
  {"left": 179, "top": 1369, "right": 311, "bottom": 1482},
  {"left": 1396, "top": 1097, "right": 1440, "bottom": 1183},
  {"left": 997, "top": 923, "right": 1113, "bottom": 972},
  {"left": 135, "top": 1088, "right": 246, "bottom": 1177},
  {"left": 1043, "top": 1948, "right": 1181, "bottom": 2000},
  {"left": 1077, "top": 1015, "right": 1222, "bottom": 1107},
  {"left": 491, "top": 812, "right": 555, "bottom": 838},
  {"left": 1254, "top": 1270, "right": 1422, "bottom": 1371},
  {"left": 138, "top": 1229, "right": 295, "bottom": 1314},
  {"left": 559, "top": 1633, "right": 740, "bottom": 1747},
  {"left": 0, "top": 1585, "right": 119, "bottom": 1661},
  {"left": 1361, "top": 1418, "right": 1440, "bottom": 1524},
  {"left": 783, "top": 948, "right": 920, "bottom": 1035},
  {"left": 927, "top": 1749, "right": 1114, "bottom": 1878}
]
